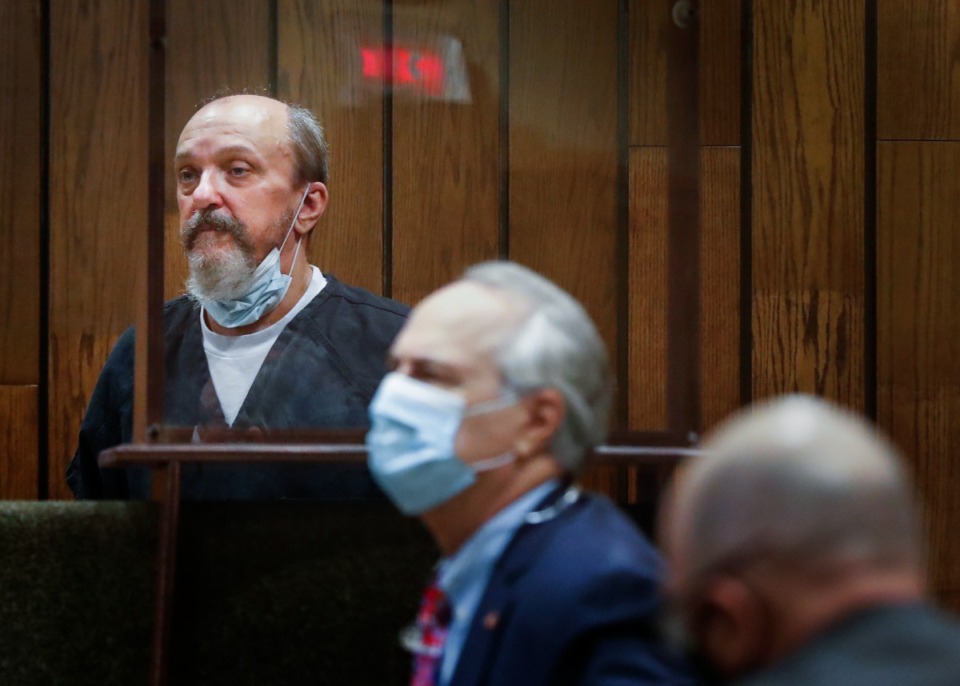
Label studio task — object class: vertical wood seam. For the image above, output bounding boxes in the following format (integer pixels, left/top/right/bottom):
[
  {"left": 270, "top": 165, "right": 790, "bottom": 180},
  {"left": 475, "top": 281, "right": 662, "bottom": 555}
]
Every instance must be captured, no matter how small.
[
  {"left": 616, "top": 0, "right": 629, "bottom": 431},
  {"left": 498, "top": 0, "right": 510, "bottom": 260},
  {"left": 738, "top": 0, "right": 753, "bottom": 407},
  {"left": 864, "top": 0, "right": 878, "bottom": 419},
  {"left": 381, "top": 0, "right": 393, "bottom": 297},
  {"left": 268, "top": 0, "right": 278, "bottom": 95},
  {"left": 38, "top": 0, "right": 51, "bottom": 500}
]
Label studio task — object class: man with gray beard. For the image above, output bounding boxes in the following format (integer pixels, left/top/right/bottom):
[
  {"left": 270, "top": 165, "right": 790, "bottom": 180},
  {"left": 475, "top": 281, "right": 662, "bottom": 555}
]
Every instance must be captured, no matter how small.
[{"left": 67, "top": 94, "right": 409, "bottom": 500}]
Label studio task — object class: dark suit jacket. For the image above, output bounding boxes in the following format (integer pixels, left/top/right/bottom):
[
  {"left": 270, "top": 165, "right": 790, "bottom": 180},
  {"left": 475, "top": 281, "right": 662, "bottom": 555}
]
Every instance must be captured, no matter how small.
[
  {"left": 448, "top": 489, "right": 694, "bottom": 686},
  {"left": 739, "top": 602, "right": 960, "bottom": 686}
]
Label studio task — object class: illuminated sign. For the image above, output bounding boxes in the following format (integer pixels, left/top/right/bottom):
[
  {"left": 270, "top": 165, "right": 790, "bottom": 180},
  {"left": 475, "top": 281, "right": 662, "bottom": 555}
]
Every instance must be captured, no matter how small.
[
  {"left": 347, "top": 34, "right": 471, "bottom": 104},
  {"left": 360, "top": 46, "right": 446, "bottom": 96}
]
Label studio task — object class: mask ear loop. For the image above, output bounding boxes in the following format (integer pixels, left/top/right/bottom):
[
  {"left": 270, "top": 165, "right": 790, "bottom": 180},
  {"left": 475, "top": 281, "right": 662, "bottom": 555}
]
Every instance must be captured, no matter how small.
[{"left": 279, "top": 186, "right": 310, "bottom": 276}]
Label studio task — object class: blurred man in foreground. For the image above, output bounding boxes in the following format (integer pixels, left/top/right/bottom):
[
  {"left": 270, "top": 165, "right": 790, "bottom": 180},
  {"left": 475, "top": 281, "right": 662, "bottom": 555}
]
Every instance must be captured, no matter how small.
[
  {"left": 366, "top": 261, "right": 693, "bottom": 685},
  {"left": 661, "top": 394, "right": 960, "bottom": 685}
]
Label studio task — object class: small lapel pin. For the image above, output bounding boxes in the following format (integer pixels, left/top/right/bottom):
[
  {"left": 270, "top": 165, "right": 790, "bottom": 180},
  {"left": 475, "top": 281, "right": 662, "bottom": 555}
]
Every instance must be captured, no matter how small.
[{"left": 482, "top": 611, "right": 500, "bottom": 630}]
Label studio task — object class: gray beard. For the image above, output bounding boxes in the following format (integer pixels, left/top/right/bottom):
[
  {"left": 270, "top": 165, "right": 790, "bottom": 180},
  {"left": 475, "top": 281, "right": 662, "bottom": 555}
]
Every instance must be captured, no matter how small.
[
  {"left": 180, "top": 206, "right": 294, "bottom": 306},
  {"left": 185, "top": 245, "right": 258, "bottom": 305}
]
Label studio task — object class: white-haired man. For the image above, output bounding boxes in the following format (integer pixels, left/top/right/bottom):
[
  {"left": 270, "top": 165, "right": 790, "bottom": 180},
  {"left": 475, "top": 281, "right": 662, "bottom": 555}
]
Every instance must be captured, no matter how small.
[
  {"left": 661, "top": 394, "right": 960, "bottom": 685},
  {"left": 366, "top": 261, "right": 693, "bottom": 686},
  {"left": 68, "top": 94, "right": 408, "bottom": 500}
]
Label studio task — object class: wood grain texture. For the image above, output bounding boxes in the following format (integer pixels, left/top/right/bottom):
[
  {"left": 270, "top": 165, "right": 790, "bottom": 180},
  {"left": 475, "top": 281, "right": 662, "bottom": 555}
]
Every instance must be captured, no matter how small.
[
  {"left": 751, "top": 0, "right": 864, "bottom": 408},
  {"left": 0, "top": 0, "right": 41, "bottom": 384},
  {"left": 630, "top": 0, "right": 668, "bottom": 146},
  {"left": 49, "top": 0, "right": 148, "bottom": 499},
  {"left": 0, "top": 386, "right": 38, "bottom": 499},
  {"left": 877, "top": 142, "right": 960, "bottom": 595},
  {"left": 279, "top": 0, "right": 384, "bottom": 295},
  {"left": 628, "top": 146, "right": 740, "bottom": 432},
  {"left": 700, "top": 147, "right": 740, "bottom": 430},
  {"left": 391, "top": 0, "right": 500, "bottom": 306},
  {"left": 165, "top": 0, "right": 271, "bottom": 300},
  {"left": 509, "top": 0, "right": 619, "bottom": 496},
  {"left": 629, "top": 0, "right": 741, "bottom": 146},
  {"left": 510, "top": 0, "right": 619, "bottom": 398},
  {"left": 877, "top": 0, "right": 960, "bottom": 140},
  {"left": 628, "top": 147, "right": 668, "bottom": 430},
  {"left": 700, "top": 0, "right": 741, "bottom": 146}
]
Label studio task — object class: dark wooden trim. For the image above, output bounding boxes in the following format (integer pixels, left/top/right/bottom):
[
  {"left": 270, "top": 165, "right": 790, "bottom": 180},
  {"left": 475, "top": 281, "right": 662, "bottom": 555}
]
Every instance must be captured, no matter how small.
[
  {"left": 38, "top": 0, "right": 51, "bottom": 500},
  {"left": 135, "top": 0, "right": 166, "bottom": 443},
  {"left": 100, "top": 430, "right": 698, "bottom": 468},
  {"left": 150, "top": 460, "right": 181, "bottom": 686},
  {"left": 498, "top": 0, "right": 510, "bottom": 259},
  {"left": 268, "top": 0, "right": 278, "bottom": 96},
  {"left": 382, "top": 0, "right": 394, "bottom": 297},
  {"left": 863, "top": 0, "right": 878, "bottom": 420},
  {"left": 666, "top": 0, "right": 702, "bottom": 436},
  {"left": 615, "top": 0, "right": 629, "bottom": 429},
  {"left": 739, "top": 0, "right": 753, "bottom": 407}
]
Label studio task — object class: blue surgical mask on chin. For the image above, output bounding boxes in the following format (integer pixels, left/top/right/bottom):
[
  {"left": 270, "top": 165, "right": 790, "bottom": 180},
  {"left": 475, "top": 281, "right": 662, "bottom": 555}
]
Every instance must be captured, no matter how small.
[
  {"left": 204, "top": 187, "right": 309, "bottom": 329},
  {"left": 366, "top": 372, "right": 520, "bottom": 515}
]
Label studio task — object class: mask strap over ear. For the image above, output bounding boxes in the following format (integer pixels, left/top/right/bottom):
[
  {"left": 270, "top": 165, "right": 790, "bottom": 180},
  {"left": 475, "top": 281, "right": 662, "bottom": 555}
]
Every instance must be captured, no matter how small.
[
  {"left": 280, "top": 186, "right": 310, "bottom": 276},
  {"left": 279, "top": 186, "right": 310, "bottom": 253}
]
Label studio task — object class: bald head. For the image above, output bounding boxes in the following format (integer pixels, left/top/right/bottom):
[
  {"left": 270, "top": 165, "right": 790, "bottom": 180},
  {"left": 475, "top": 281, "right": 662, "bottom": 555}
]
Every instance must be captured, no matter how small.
[
  {"left": 665, "top": 395, "right": 923, "bottom": 590},
  {"left": 180, "top": 94, "right": 329, "bottom": 185}
]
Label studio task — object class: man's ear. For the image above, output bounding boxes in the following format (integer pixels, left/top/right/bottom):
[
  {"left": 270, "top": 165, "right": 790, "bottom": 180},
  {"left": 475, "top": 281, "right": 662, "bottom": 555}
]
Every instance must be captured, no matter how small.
[
  {"left": 697, "top": 577, "right": 771, "bottom": 679},
  {"left": 515, "top": 388, "right": 565, "bottom": 460},
  {"left": 295, "top": 181, "right": 328, "bottom": 235}
]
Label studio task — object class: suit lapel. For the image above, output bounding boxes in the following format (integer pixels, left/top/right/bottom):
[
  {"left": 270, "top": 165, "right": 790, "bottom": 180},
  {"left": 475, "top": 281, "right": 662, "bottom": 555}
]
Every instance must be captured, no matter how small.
[{"left": 449, "top": 486, "right": 573, "bottom": 686}]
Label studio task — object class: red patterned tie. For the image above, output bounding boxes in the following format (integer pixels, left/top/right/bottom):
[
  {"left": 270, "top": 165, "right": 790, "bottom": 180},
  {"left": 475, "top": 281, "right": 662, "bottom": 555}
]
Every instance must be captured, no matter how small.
[{"left": 409, "top": 575, "right": 451, "bottom": 686}]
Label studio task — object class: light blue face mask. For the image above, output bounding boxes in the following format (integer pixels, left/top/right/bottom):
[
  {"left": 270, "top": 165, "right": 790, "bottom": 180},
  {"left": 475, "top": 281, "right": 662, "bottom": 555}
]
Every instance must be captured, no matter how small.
[
  {"left": 204, "top": 188, "right": 309, "bottom": 328},
  {"left": 366, "top": 372, "right": 519, "bottom": 515}
]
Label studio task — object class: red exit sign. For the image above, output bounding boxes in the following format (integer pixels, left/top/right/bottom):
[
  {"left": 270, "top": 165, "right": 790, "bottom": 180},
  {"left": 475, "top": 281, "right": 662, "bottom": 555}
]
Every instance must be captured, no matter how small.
[{"left": 360, "top": 45, "right": 445, "bottom": 95}]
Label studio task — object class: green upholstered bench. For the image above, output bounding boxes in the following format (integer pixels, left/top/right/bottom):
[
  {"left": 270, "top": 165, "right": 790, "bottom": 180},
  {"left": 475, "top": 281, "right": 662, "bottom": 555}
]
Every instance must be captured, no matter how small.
[
  {"left": 0, "top": 502, "right": 157, "bottom": 685},
  {"left": 0, "top": 501, "right": 435, "bottom": 686}
]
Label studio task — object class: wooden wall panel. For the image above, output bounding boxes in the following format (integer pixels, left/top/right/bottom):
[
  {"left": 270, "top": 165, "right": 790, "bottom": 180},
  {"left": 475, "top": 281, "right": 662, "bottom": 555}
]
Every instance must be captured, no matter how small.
[
  {"left": 510, "top": 0, "right": 619, "bottom": 397},
  {"left": 391, "top": 0, "right": 500, "bottom": 306},
  {"left": 878, "top": 0, "right": 960, "bottom": 140},
  {"left": 628, "top": 147, "right": 668, "bottom": 430},
  {"left": 630, "top": 0, "right": 741, "bottom": 146},
  {"left": 279, "top": 0, "right": 384, "bottom": 295},
  {"left": 0, "top": 386, "right": 38, "bottom": 499},
  {"left": 630, "top": 0, "right": 668, "bottom": 146},
  {"left": 49, "top": 0, "right": 148, "bottom": 499},
  {"left": 700, "top": 0, "right": 741, "bottom": 146},
  {"left": 628, "top": 147, "right": 741, "bottom": 432},
  {"left": 751, "top": 0, "right": 864, "bottom": 408},
  {"left": 0, "top": 0, "right": 41, "bottom": 385},
  {"left": 877, "top": 142, "right": 960, "bottom": 596},
  {"left": 165, "top": 0, "right": 271, "bottom": 299},
  {"left": 700, "top": 147, "right": 740, "bottom": 430},
  {"left": 509, "top": 0, "right": 618, "bottom": 495}
]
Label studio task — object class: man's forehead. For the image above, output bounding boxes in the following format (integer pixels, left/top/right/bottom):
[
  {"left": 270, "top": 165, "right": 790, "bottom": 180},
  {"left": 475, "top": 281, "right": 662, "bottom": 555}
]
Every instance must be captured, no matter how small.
[
  {"left": 393, "top": 282, "right": 519, "bottom": 363},
  {"left": 176, "top": 95, "right": 290, "bottom": 155}
]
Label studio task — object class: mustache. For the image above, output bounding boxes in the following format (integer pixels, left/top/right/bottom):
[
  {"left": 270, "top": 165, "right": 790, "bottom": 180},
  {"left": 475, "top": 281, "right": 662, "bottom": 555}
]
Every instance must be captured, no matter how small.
[{"left": 181, "top": 210, "right": 249, "bottom": 251}]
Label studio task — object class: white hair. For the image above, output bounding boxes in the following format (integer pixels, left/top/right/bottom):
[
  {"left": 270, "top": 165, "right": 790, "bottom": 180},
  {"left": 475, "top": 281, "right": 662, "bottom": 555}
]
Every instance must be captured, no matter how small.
[
  {"left": 676, "top": 395, "right": 923, "bottom": 583},
  {"left": 460, "top": 261, "right": 613, "bottom": 473}
]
